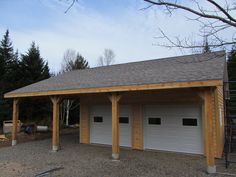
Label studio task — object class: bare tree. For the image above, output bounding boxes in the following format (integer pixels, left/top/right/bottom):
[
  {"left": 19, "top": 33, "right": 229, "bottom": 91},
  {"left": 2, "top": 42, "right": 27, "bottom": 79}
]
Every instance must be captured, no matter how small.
[
  {"left": 60, "top": 49, "right": 89, "bottom": 126},
  {"left": 143, "top": 0, "right": 236, "bottom": 50},
  {"left": 97, "top": 49, "right": 115, "bottom": 66},
  {"left": 61, "top": 49, "right": 77, "bottom": 73}
]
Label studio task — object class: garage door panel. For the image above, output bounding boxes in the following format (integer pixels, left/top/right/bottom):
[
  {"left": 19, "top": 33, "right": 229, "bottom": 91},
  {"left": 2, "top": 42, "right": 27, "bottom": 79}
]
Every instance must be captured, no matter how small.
[
  {"left": 144, "top": 104, "right": 203, "bottom": 154},
  {"left": 90, "top": 105, "right": 131, "bottom": 147}
]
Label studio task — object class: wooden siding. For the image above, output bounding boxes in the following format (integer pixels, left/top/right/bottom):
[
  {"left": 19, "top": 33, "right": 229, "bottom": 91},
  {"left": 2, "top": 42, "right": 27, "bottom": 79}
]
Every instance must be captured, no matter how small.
[
  {"left": 80, "top": 102, "right": 90, "bottom": 144},
  {"left": 132, "top": 104, "right": 143, "bottom": 150},
  {"left": 215, "top": 86, "right": 224, "bottom": 158}
]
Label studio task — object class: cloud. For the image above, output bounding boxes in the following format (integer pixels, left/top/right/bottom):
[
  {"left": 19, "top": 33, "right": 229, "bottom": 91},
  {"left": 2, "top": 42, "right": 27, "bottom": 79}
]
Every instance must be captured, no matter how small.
[{"left": 0, "top": 0, "right": 232, "bottom": 73}]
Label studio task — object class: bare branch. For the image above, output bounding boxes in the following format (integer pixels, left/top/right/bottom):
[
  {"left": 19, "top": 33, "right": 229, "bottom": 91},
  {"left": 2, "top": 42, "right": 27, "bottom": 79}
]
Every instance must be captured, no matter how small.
[
  {"left": 144, "top": 0, "right": 236, "bottom": 27},
  {"left": 154, "top": 28, "right": 236, "bottom": 50},
  {"left": 206, "top": 0, "right": 236, "bottom": 23},
  {"left": 64, "top": 0, "right": 78, "bottom": 14}
]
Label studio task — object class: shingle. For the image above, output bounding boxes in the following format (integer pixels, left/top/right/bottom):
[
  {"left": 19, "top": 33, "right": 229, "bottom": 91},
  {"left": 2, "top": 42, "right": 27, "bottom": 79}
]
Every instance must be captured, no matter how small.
[{"left": 6, "top": 51, "right": 226, "bottom": 95}]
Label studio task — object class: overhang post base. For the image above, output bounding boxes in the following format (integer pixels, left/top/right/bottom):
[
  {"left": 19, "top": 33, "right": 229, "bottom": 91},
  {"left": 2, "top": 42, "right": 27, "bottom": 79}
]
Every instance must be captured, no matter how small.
[
  {"left": 12, "top": 140, "right": 17, "bottom": 146},
  {"left": 207, "top": 165, "right": 216, "bottom": 174},
  {"left": 52, "top": 145, "right": 59, "bottom": 152},
  {"left": 112, "top": 153, "right": 119, "bottom": 160}
]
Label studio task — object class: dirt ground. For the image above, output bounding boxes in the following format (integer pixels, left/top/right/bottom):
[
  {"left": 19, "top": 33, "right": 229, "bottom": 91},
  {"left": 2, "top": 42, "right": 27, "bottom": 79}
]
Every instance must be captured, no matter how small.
[
  {"left": 0, "top": 128, "right": 79, "bottom": 148},
  {"left": 0, "top": 133, "right": 236, "bottom": 177}
]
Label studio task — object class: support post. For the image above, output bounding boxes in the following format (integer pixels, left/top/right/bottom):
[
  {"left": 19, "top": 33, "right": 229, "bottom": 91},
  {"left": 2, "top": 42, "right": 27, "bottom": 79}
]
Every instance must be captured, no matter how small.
[
  {"left": 204, "top": 88, "right": 216, "bottom": 174},
  {"left": 12, "top": 98, "right": 19, "bottom": 146},
  {"left": 110, "top": 93, "right": 121, "bottom": 160},
  {"left": 50, "top": 96, "right": 60, "bottom": 152}
]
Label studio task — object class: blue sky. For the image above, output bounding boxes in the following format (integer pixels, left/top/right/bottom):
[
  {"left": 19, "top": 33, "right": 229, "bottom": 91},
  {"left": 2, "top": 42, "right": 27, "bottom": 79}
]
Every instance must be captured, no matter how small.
[{"left": 0, "top": 0, "right": 233, "bottom": 72}]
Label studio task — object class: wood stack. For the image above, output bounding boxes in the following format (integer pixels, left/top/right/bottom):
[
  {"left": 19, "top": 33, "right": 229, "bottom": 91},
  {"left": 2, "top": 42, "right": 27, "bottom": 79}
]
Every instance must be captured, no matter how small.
[{"left": 0, "top": 134, "right": 9, "bottom": 142}]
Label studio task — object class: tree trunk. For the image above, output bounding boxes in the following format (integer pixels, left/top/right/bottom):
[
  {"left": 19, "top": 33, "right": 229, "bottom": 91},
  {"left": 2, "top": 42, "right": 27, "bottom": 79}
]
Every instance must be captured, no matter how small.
[{"left": 66, "top": 100, "right": 70, "bottom": 126}]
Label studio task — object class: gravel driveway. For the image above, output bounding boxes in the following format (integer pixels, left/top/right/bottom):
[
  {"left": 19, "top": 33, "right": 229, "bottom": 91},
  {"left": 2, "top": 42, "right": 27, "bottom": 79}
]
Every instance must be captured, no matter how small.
[{"left": 0, "top": 134, "right": 235, "bottom": 177}]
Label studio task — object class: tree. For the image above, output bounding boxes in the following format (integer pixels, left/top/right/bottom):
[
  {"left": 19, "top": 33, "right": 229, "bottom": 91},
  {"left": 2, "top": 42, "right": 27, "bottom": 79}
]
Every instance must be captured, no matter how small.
[
  {"left": 20, "top": 42, "right": 50, "bottom": 85},
  {"left": 203, "top": 37, "right": 211, "bottom": 53},
  {"left": 143, "top": 0, "right": 236, "bottom": 50},
  {"left": 60, "top": 49, "right": 89, "bottom": 126},
  {"left": 227, "top": 46, "right": 236, "bottom": 115},
  {"left": 97, "top": 49, "right": 115, "bottom": 66},
  {"left": 61, "top": 49, "right": 89, "bottom": 73},
  {"left": 0, "top": 30, "right": 19, "bottom": 123},
  {"left": 228, "top": 46, "right": 236, "bottom": 82},
  {"left": 19, "top": 42, "right": 51, "bottom": 121}
]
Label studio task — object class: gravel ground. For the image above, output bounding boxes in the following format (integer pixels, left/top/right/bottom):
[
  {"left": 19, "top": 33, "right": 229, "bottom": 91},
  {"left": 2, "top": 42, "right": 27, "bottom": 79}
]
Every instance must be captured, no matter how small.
[{"left": 0, "top": 134, "right": 235, "bottom": 177}]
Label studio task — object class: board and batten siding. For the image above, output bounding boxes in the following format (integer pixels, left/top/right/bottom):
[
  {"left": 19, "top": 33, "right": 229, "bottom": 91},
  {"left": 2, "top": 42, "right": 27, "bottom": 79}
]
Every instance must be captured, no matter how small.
[
  {"left": 214, "top": 86, "right": 225, "bottom": 158},
  {"left": 131, "top": 104, "right": 143, "bottom": 150},
  {"left": 80, "top": 102, "right": 90, "bottom": 144}
]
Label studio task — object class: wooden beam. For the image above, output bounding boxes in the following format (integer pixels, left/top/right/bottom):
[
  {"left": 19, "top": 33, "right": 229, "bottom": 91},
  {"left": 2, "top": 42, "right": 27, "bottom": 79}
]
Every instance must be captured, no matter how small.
[
  {"left": 204, "top": 88, "right": 216, "bottom": 174},
  {"left": 4, "top": 80, "right": 223, "bottom": 98},
  {"left": 110, "top": 93, "right": 120, "bottom": 160},
  {"left": 50, "top": 96, "right": 60, "bottom": 151},
  {"left": 12, "top": 98, "right": 19, "bottom": 146}
]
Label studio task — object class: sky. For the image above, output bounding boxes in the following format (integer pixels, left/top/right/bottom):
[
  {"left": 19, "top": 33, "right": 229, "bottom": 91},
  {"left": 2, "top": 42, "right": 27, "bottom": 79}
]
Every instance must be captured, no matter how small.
[{"left": 0, "top": 0, "right": 234, "bottom": 72}]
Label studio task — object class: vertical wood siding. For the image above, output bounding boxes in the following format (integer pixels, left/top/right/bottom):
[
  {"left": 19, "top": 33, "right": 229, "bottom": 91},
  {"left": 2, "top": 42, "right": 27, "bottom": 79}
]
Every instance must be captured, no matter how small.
[
  {"left": 132, "top": 104, "right": 143, "bottom": 150},
  {"left": 80, "top": 103, "right": 90, "bottom": 144},
  {"left": 215, "top": 86, "right": 224, "bottom": 158}
]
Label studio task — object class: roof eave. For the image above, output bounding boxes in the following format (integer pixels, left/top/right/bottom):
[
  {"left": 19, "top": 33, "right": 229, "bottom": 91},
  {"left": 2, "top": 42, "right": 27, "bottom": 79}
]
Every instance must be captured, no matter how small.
[{"left": 4, "top": 79, "right": 223, "bottom": 99}]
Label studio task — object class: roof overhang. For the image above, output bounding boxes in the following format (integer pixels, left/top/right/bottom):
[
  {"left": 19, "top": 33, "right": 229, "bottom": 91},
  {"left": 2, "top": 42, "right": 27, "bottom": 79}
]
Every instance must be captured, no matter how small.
[{"left": 4, "top": 79, "right": 223, "bottom": 98}]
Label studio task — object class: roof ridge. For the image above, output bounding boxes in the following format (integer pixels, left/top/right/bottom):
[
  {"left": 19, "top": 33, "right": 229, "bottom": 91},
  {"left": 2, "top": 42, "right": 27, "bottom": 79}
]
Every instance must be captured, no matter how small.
[{"left": 67, "top": 50, "right": 225, "bottom": 74}]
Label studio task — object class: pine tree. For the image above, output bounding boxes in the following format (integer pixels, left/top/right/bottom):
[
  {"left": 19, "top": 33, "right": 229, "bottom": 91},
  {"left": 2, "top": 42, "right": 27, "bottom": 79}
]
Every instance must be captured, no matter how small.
[
  {"left": 0, "top": 30, "right": 19, "bottom": 123},
  {"left": 228, "top": 46, "right": 236, "bottom": 85},
  {"left": 203, "top": 36, "right": 210, "bottom": 53},
  {"left": 20, "top": 42, "right": 50, "bottom": 86},
  {"left": 61, "top": 49, "right": 89, "bottom": 73},
  {"left": 19, "top": 42, "right": 51, "bottom": 121},
  {"left": 0, "top": 30, "right": 16, "bottom": 90},
  {"left": 72, "top": 53, "right": 89, "bottom": 70}
]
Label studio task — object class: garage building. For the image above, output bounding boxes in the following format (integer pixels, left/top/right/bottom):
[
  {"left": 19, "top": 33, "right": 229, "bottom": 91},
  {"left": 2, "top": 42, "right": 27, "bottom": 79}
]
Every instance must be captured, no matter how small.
[{"left": 4, "top": 51, "right": 226, "bottom": 174}]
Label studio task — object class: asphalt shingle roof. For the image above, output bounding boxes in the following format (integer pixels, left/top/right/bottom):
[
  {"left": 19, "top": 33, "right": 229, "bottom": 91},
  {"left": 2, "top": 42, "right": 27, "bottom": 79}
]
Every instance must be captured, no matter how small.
[{"left": 6, "top": 51, "right": 226, "bottom": 95}]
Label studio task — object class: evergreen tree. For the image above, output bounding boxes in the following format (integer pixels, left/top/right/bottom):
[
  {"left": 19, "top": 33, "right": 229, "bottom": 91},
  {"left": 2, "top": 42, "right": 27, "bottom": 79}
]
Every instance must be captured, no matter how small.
[
  {"left": 71, "top": 53, "right": 89, "bottom": 70},
  {"left": 228, "top": 46, "right": 236, "bottom": 93},
  {"left": 203, "top": 36, "right": 210, "bottom": 53},
  {"left": 20, "top": 42, "right": 50, "bottom": 86},
  {"left": 0, "top": 30, "right": 17, "bottom": 90},
  {"left": 0, "top": 30, "right": 19, "bottom": 123},
  {"left": 19, "top": 42, "right": 51, "bottom": 121}
]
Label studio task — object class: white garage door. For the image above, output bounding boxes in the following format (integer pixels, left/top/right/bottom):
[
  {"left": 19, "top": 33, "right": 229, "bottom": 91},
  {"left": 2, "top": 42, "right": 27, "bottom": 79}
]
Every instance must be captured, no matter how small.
[
  {"left": 144, "top": 104, "right": 203, "bottom": 154},
  {"left": 90, "top": 105, "right": 131, "bottom": 147}
]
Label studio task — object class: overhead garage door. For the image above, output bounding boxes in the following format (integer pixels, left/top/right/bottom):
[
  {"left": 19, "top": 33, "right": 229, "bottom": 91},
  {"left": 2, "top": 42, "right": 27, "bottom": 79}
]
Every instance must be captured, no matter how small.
[
  {"left": 144, "top": 104, "right": 203, "bottom": 154},
  {"left": 90, "top": 105, "right": 131, "bottom": 147}
]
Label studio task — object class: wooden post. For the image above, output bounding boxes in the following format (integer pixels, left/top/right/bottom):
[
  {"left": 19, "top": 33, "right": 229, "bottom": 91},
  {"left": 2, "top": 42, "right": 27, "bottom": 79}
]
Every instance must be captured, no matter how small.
[
  {"left": 12, "top": 98, "right": 19, "bottom": 146},
  {"left": 204, "top": 88, "right": 216, "bottom": 174},
  {"left": 50, "top": 96, "right": 60, "bottom": 151},
  {"left": 110, "top": 93, "right": 121, "bottom": 160}
]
